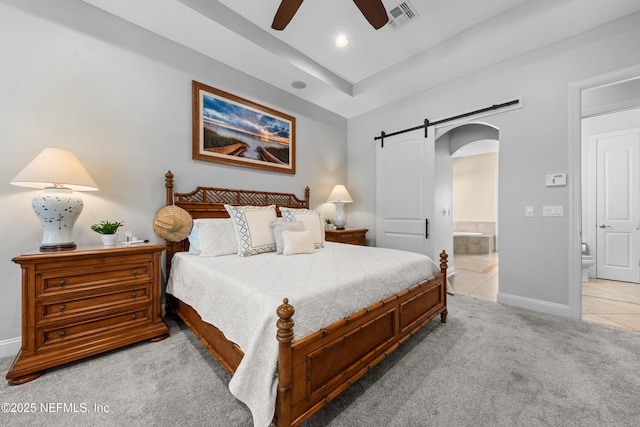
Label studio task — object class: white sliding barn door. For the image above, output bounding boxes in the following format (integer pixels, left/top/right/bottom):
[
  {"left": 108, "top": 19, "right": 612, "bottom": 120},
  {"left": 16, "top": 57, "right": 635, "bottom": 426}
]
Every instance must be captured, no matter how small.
[{"left": 376, "top": 135, "right": 435, "bottom": 258}]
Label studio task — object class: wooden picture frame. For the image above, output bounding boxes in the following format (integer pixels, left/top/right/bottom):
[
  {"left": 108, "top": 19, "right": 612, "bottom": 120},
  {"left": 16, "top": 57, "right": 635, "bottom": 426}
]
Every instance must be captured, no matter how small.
[{"left": 192, "top": 81, "right": 296, "bottom": 174}]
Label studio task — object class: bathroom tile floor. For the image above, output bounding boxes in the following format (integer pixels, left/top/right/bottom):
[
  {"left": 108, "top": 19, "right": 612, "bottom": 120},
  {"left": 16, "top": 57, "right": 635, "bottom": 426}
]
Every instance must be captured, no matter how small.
[
  {"left": 449, "top": 252, "right": 499, "bottom": 302},
  {"left": 449, "top": 253, "right": 640, "bottom": 333},
  {"left": 582, "top": 278, "right": 640, "bottom": 332}
]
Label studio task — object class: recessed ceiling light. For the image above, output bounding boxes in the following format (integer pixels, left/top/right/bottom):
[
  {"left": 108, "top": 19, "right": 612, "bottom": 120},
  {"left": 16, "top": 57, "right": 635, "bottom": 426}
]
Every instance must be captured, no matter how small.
[
  {"left": 291, "top": 81, "right": 307, "bottom": 89},
  {"left": 335, "top": 35, "right": 349, "bottom": 48}
]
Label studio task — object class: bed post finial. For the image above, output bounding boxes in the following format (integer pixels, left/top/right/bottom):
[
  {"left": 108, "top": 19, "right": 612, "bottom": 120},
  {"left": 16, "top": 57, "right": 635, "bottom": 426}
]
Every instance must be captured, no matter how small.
[
  {"left": 439, "top": 250, "right": 448, "bottom": 272},
  {"left": 276, "top": 298, "right": 295, "bottom": 343},
  {"left": 304, "top": 187, "right": 310, "bottom": 208},
  {"left": 165, "top": 170, "right": 174, "bottom": 206},
  {"left": 276, "top": 298, "right": 294, "bottom": 427}
]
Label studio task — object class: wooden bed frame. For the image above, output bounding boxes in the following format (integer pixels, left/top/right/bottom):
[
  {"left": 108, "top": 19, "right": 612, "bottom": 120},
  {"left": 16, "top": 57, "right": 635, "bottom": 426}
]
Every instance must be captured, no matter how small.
[{"left": 162, "top": 171, "right": 448, "bottom": 427}]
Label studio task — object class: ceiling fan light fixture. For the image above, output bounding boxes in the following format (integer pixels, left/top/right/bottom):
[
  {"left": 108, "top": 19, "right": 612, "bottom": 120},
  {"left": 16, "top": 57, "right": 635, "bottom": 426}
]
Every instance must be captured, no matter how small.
[
  {"left": 272, "top": 0, "right": 389, "bottom": 31},
  {"left": 335, "top": 34, "right": 349, "bottom": 48}
]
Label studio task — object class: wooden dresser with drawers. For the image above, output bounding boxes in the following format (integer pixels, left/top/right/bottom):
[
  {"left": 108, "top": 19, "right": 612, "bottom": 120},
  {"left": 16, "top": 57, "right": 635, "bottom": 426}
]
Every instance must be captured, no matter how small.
[{"left": 6, "top": 244, "right": 169, "bottom": 385}]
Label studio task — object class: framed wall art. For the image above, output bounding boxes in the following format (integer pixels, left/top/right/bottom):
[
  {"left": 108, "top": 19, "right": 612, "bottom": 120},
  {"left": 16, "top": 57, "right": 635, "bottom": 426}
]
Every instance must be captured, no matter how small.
[{"left": 192, "top": 80, "right": 296, "bottom": 174}]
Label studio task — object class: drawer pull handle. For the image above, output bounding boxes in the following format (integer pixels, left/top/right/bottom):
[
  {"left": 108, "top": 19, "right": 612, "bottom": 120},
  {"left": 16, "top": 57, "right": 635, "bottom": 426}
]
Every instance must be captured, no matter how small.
[
  {"left": 59, "top": 279, "right": 66, "bottom": 286},
  {"left": 59, "top": 305, "right": 65, "bottom": 311},
  {"left": 131, "top": 314, "right": 137, "bottom": 320},
  {"left": 59, "top": 331, "right": 66, "bottom": 337},
  {"left": 131, "top": 270, "right": 138, "bottom": 275},
  {"left": 131, "top": 292, "right": 137, "bottom": 298}
]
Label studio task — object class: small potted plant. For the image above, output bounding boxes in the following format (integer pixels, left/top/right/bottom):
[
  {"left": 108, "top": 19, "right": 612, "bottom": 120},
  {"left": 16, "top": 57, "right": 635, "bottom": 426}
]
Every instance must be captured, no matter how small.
[
  {"left": 91, "top": 220, "right": 124, "bottom": 246},
  {"left": 325, "top": 218, "right": 334, "bottom": 230}
]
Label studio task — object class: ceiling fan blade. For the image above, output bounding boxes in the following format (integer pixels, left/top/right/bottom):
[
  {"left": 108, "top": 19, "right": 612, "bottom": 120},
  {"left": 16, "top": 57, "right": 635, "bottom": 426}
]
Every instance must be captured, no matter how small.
[
  {"left": 353, "top": 0, "right": 389, "bottom": 29},
  {"left": 272, "top": 0, "right": 304, "bottom": 30}
]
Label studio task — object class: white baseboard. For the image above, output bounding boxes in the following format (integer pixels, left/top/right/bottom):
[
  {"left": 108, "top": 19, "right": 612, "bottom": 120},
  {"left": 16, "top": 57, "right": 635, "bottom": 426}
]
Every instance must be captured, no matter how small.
[
  {"left": 0, "top": 336, "right": 21, "bottom": 359},
  {"left": 497, "top": 292, "right": 572, "bottom": 318}
]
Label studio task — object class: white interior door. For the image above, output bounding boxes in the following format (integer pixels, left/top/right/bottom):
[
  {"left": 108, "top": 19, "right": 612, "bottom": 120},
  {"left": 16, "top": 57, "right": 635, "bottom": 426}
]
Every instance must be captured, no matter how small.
[
  {"left": 376, "top": 135, "right": 435, "bottom": 258},
  {"left": 593, "top": 117, "right": 640, "bottom": 282}
]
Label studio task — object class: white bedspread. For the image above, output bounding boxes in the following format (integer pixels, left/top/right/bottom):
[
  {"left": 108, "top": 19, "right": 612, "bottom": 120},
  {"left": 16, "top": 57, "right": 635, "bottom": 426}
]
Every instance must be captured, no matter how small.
[{"left": 166, "top": 242, "right": 442, "bottom": 427}]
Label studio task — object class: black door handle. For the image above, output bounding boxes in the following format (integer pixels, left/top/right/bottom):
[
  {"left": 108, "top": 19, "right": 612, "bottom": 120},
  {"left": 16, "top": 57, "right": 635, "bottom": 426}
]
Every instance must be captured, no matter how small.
[{"left": 425, "top": 218, "right": 429, "bottom": 239}]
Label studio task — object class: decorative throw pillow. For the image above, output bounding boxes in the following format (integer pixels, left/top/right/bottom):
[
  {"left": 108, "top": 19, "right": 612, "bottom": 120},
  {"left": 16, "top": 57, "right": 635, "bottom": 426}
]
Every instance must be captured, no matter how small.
[
  {"left": 224, "top": 204, "right": 277, "bottom": 256},
  {"left": 282, "top": 230, "right": 315, "bottom": 255},
  {"left": 271, "top": 220, "right": 304, "bottom": 254},
  {"left": 194, "top": 218, "right": 238, "bottom": 257},
  {"left": 187, "top": 223, "right": 200, "bottom": 255},
  {"left": 279, "top": 208, "right": 325, "bottom": 249}
]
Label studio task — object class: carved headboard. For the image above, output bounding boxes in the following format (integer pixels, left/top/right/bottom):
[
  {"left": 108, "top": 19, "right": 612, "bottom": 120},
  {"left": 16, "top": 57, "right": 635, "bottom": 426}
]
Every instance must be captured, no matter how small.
[{"left": 162, "top": 170, "right": 310, "bottom": 275}]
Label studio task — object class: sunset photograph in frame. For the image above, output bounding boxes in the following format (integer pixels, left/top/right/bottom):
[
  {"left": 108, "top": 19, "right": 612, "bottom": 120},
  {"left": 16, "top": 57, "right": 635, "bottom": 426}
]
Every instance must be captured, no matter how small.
[{"left": 192, "top": 81, "right": 296, "bottom": 174}]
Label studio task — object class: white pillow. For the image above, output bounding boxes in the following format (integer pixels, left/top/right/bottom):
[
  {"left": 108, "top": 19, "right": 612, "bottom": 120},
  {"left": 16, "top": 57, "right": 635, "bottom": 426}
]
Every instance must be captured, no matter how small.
[
  {"left": 194, "top": 218, "right": 238, "bottom": 257},
  {"left": 279, "top": 208, "right": 325, "bottom": 249},
  {"left": 271, "top": 220, "right": 304, "bottom": 254},
  {"left": 224, "top": 204, "right": 277, "bottom": 256},
  {"left": 282, "top": 230, "right": 315, "bottom": 255}
]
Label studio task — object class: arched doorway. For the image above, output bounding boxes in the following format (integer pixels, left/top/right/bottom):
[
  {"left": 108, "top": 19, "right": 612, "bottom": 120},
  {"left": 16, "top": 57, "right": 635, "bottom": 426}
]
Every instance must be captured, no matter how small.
[{"left": 436, "top": 123, "right": 499, "bottom": 299}]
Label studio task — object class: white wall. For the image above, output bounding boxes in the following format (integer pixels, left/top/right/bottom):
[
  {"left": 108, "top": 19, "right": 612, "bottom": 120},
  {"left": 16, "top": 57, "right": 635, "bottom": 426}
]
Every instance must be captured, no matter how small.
[
  {"left": 348, "top": 12, "right": 640, "bottom": 316},
  {"left": 0, "top": 1, "right": 347, "bottom": 349},
  {"left": 582, "top": 77, "right": 640, "bottom": 117},
  {"left": 453, "top": 153, "right": 499, "bottom": 222}
]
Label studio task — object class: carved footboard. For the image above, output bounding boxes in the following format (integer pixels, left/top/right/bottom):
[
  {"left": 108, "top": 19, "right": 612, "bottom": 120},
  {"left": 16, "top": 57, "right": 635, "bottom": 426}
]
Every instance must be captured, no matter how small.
[{"left": 275, "top": 251, "right": 448, "bottom": 427}]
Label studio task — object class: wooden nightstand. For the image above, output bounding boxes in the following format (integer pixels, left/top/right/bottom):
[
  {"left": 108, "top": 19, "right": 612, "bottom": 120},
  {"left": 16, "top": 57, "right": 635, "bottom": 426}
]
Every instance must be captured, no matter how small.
[
  {"left": 6, "top": 244, "right": 170, "bottom": 386},
  {"left": 325, "top": 228, "right": 368, "bottom": 246}
]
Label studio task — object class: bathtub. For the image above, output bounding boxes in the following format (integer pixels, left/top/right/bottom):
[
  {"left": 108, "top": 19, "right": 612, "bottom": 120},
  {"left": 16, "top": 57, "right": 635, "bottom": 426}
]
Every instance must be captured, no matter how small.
[{"left": 453, "top": 232, "right": 494, "bottom": 254}]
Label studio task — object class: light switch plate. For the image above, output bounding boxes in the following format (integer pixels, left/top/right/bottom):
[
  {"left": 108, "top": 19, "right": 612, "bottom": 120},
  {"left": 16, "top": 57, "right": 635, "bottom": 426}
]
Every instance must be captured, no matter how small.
[{"left": 543, "top": 206, "right": 564, "bottom": 217}]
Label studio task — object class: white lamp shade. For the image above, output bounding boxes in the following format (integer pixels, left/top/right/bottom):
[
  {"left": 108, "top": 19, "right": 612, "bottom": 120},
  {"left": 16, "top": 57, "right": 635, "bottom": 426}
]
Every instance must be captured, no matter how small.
[
  {"left": 11, "top": 148, "right": 98, "bottom": 191},
  {"left": 326, "top": 185, "right": 353, "bottom": 203},
  {"left": 11, "top": 148, "right": 98, "bottom": 251}
]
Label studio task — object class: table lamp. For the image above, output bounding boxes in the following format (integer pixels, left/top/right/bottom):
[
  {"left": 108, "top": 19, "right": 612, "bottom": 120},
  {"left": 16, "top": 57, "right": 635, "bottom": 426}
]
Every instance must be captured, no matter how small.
[
  {"left": 327, "top": 184, "right": 353, "bottom": 229},
  {"left": 10, "top": 148, "right": 99, "bottom": 251}
]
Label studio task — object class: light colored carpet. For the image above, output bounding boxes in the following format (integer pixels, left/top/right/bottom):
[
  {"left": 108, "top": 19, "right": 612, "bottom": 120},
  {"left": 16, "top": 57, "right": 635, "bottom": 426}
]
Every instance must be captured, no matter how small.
[{"left": 1, "top": 295, "right": 639, "bottom": 426}]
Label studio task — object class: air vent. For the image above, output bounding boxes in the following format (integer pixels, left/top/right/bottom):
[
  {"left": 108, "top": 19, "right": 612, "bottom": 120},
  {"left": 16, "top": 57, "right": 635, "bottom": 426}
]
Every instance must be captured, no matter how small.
[{"left": 387, "top": 1, "right": 419, "bottom": 30}]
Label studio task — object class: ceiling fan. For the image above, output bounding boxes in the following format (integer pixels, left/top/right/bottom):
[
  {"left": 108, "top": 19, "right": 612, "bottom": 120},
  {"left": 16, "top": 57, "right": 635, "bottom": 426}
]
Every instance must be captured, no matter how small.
[{"left": 271, "top": 0, "right": 389, "bottom": 31}]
